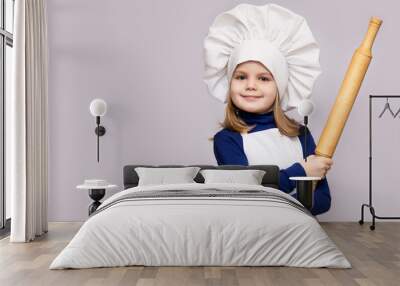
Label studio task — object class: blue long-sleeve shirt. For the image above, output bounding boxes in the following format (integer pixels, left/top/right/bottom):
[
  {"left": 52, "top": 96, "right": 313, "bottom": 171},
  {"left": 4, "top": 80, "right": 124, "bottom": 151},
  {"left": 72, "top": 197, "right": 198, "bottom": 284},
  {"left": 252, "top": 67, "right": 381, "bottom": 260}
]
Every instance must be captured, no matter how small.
[{"left": 213, "top": 110, "right": 331, "bottom": 216}]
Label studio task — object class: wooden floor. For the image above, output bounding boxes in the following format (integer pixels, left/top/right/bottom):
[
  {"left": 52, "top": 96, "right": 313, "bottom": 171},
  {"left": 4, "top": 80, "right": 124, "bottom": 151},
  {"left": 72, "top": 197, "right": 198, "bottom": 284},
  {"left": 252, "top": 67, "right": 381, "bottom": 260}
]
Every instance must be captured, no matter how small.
[{"left": 0, "top": 222, "right": 399, "bottom": 286}]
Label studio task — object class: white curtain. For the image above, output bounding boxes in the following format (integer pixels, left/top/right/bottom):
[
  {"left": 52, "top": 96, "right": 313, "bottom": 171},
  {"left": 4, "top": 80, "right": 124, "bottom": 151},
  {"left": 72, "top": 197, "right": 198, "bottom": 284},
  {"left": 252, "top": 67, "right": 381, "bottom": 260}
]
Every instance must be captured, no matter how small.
[{"left": 8, "top": 0, "right": 48, "bottom": 242}]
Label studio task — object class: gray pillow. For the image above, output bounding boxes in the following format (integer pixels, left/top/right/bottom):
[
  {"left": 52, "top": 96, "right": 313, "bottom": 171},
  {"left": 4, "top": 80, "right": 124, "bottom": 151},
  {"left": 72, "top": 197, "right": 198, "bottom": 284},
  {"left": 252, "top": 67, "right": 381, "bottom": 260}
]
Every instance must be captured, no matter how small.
[
  {"left": 135, "top": 167, "right": 201, "bottom": 186},
  {"left": 200, "top": 169, "right": 266, "bottom": 185}
]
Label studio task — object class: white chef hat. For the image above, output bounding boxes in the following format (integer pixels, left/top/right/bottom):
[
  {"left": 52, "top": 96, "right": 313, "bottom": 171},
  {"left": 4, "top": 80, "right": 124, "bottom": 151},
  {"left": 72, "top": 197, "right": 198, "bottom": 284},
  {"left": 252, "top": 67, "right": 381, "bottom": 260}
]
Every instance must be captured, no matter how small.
[{"left": 203, "top": 3, "right": 321, "bottom": 112}]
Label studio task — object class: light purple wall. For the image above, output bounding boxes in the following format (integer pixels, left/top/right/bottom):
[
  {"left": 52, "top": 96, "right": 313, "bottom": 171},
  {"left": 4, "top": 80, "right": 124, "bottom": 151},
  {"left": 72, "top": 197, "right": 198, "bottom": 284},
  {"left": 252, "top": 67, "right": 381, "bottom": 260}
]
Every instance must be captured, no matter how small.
[{"left": 47, "top": 0, "right": 400, "bottom": 222}]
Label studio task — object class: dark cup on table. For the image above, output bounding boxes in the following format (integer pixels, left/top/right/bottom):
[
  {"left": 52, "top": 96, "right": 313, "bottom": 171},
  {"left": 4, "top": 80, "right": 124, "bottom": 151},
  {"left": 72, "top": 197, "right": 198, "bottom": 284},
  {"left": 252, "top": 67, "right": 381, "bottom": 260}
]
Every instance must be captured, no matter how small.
[{"left": 289, "top": 177, "right": 321, "bottom": 210}]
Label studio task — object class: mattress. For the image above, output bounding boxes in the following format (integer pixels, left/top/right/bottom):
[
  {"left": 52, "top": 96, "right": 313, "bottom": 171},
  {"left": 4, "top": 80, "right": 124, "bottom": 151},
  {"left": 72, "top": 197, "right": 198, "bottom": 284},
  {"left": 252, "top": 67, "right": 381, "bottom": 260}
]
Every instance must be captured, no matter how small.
[{"left": 50, "top": 183, "right": 351, "bottom": 269}]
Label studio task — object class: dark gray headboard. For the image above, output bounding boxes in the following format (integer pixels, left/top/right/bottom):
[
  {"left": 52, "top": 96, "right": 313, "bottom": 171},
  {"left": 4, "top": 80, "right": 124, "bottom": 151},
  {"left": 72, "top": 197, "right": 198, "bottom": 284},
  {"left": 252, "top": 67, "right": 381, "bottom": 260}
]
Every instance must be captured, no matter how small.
[{"left": 123, "top": 165, "right": 280, "bottom": 189}]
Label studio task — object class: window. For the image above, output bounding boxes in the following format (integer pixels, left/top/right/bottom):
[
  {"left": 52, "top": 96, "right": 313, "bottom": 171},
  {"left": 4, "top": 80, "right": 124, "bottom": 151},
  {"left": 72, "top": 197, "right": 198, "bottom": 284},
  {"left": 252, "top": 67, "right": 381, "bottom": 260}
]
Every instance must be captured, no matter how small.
[{"left": 0, "top": 0, "right": 14, "bottom": 233}]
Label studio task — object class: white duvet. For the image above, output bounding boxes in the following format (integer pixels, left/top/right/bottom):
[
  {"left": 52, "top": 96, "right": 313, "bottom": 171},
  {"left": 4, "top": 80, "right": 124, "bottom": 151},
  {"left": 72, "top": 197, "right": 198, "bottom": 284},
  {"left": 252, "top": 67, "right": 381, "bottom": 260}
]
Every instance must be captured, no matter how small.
[{"left": 50, "top": 183, "right": 351, "bottom": 269}]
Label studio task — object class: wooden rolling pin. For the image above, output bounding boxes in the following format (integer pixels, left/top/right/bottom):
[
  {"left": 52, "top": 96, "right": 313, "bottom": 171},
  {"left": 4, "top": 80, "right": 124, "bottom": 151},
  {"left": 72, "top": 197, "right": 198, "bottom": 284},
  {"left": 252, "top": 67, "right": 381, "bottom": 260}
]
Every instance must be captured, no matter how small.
[{"left": 316, "top": 17, "right": 382, "bottom": 158}]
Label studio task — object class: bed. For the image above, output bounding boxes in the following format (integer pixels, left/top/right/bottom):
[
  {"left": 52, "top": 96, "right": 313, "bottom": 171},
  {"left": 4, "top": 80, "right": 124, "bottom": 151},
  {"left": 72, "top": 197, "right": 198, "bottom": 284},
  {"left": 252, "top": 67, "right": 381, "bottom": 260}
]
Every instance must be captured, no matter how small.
[{"left": 49, "top": 165, "right": 351, "bottom": 269}]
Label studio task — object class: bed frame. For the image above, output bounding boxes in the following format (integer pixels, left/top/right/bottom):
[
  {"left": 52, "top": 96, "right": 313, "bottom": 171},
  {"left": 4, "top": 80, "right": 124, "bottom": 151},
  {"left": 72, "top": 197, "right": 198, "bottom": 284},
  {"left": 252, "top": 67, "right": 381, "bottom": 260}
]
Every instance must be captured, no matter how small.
[{"left": 123, "top": 165, "right": 280, "bottom": 189}]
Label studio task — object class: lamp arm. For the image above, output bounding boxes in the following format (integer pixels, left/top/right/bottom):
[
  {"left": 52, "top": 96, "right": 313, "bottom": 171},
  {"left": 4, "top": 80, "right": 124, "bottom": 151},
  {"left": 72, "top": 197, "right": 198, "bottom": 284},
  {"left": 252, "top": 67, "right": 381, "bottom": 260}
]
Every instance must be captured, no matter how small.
[
  {"left": 97, "top": 116, "right": 100, "bottom": 162},
  {"left": 304, "top": 116, "right": 308, "bottom": 162}
]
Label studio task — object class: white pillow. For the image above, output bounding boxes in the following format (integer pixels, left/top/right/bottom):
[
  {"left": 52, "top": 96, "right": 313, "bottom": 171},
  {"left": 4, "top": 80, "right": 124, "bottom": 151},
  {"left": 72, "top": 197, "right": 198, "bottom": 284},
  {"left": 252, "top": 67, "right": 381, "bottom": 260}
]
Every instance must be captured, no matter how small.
[
  {"left": 200, "top": 169, "right": 266, "bottom": 185},
  {"left": 135, "top": 167, "right": 201, "bottom": 186}
]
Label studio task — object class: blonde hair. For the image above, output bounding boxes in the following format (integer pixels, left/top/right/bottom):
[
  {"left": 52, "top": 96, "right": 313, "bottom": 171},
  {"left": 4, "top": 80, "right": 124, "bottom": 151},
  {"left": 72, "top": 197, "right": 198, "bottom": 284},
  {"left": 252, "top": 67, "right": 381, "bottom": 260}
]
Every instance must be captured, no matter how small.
[{"left": 220, "top": 93, "right": 300, "bottom": 137}]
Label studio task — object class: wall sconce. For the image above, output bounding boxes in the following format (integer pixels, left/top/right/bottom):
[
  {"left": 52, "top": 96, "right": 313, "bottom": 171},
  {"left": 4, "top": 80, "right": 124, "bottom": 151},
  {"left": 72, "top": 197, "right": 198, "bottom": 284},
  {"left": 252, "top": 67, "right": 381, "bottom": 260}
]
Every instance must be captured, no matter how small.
[{"left": 89, "top": 99, "right": 107, "bottom": 162}]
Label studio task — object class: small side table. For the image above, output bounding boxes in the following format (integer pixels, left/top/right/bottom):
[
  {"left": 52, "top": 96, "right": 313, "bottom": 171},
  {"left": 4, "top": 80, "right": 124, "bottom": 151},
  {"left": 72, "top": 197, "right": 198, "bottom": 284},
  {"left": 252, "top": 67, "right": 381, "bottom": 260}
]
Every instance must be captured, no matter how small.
[
  {"left": 289, "top": 177, "right": 321, "bottom": 210},
  {"left": 77, "top": 183, "right": 117, "bottom": 215}
]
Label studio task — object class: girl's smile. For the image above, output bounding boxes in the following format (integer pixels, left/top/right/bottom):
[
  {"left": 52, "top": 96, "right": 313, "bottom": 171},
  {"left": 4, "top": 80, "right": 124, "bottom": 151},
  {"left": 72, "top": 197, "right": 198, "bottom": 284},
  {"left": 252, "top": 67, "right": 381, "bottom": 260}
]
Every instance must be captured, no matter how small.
[{"left": 241, "top": 94, "right": 263, "bottom": 101}]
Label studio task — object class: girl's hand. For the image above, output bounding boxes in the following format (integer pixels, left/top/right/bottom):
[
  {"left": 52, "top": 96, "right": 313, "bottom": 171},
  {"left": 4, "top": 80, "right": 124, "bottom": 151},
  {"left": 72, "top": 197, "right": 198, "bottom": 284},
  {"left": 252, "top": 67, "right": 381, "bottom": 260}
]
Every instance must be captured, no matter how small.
[{"left": 299, "top": 155, "right": 333, "bottom": 178}]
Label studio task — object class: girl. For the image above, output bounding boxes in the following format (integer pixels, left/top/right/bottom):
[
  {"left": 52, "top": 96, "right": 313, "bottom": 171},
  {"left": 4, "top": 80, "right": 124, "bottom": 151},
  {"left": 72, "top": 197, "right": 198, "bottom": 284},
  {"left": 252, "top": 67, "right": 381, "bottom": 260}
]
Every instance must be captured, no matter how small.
[{"left": 203, "top": 4, "right": 333, "bottom": 215}]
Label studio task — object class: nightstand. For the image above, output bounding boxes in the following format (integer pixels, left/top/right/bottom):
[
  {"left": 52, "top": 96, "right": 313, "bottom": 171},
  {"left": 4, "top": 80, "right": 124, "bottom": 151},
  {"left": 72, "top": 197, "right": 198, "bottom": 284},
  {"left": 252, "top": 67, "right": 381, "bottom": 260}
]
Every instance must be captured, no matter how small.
[{"left": 77, "top": 181, "right": 118, "bottom": 215}]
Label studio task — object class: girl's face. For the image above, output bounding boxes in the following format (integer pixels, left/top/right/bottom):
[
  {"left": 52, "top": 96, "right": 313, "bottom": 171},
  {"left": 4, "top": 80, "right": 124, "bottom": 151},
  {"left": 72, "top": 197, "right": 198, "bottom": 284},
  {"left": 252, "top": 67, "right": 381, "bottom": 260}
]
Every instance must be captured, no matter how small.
[{"left": 230, "top": 61, "right": 277, "bottom": 114}]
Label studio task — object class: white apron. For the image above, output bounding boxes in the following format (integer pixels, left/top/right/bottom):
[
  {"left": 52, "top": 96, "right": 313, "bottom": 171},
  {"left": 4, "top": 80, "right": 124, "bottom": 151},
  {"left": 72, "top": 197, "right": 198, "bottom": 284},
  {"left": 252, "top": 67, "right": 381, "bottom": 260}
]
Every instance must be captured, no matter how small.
[{"left": 241, "top": 128, "right": 304, "bottom": 169}]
